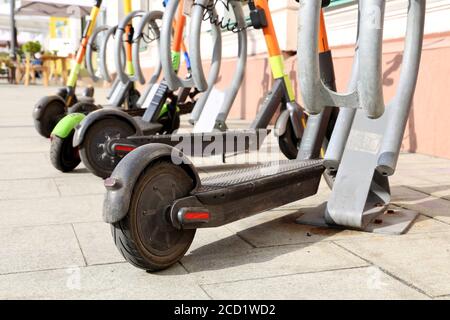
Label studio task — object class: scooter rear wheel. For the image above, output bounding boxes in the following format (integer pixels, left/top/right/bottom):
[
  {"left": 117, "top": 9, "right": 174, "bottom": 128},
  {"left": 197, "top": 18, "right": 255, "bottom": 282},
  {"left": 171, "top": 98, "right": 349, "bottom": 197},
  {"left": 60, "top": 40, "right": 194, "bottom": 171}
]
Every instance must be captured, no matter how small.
[
  {"left": 50, "top": 130, "right": 80, "bottom": 172},
  {"left": 111, "top": 161, "right": 196, "bottom": 271},
  {"left": 79, "top": 118, "right": 135, "bottom": 179}
]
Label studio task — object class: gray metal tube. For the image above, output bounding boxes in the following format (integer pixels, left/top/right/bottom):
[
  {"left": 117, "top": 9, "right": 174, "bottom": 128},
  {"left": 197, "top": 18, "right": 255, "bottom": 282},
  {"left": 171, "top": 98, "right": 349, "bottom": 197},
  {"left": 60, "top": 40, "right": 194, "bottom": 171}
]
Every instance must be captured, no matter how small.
[
  {"left": 9, "top": 0, "right": 17, "bottom": 61},
  {"left": 160, "top": 0, "right": 197, "bottom": 90},
  {"left": 189, "top": 25, "right": 222, "bottom": 123},
  {"left": 132, "top": 10, "right": 164, "bottom": 86},
  {"left": 86, "top": 25, "right": 109, "bottom": 82},
  {"left": 357, "top": 0, "right": 385, "bottom": 119},
  {"left": 215, "top": 1, "right": 247, "bottom": 123},
  {"left": 377, "top": 0, "right": 426, "bottom": 176},
  {"left": 297, "top": 0, "right": 322, "bottom": 114},
  {"left": 298, "top": 0, "right": 387, "bottom": 118},
  {"left": 188, "top": 0, "right": 247, "bottom": 125},
  {"left": 100, "top": 26, "right": 118, "bottom": 83},
  {"left": 114, "top": 10, "right": 146, "bottom": 84},
  {"left": 189, "top": 0, "right": 225, "bottom": 93}
]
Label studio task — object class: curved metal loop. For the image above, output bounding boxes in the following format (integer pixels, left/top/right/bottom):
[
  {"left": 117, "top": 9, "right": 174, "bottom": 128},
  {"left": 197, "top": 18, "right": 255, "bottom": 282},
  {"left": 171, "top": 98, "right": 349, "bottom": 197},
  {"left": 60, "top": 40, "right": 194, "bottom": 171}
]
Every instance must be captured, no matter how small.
[
  {"left": 100, "top": 25, "right": 126, "bottom": 83},
  {"left": 114, "top": 10, "right": 147, "bottom": 84},
  {"left": 160, "top": 1, "right": 222, "bottom": 91},
  {"left": 189, "top": 0, "right": 222, "bottom": 92},
  {"left": 132, "top": 10, "right": 164, "bottom": 86},
  {"left": 86, "top": 25, "right": 110, "bottom": 82},
  {"left": 298, "top": 0, "right": 385, "bottom": 119},
  {"left": 189, "top": 0, "right": 247, "bottom": 124}
]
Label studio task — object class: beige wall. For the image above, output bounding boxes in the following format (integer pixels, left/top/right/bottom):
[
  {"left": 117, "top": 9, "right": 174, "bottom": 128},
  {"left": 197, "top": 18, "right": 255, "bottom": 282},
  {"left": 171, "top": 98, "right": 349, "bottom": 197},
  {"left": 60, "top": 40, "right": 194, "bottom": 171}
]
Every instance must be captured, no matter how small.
[{"left": 140, "top": 31, "right": 450, "bottom": 159}]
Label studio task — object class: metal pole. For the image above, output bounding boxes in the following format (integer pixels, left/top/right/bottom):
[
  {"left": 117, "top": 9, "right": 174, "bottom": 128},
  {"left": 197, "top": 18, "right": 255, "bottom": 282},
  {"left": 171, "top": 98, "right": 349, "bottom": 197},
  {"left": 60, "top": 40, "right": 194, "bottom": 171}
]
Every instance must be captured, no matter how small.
[
  {"left": 9, "top": 0, "right": 17, "bottom": 61},
  {"left": 9, "top": 0, "right": 17, "bottom": 84}
]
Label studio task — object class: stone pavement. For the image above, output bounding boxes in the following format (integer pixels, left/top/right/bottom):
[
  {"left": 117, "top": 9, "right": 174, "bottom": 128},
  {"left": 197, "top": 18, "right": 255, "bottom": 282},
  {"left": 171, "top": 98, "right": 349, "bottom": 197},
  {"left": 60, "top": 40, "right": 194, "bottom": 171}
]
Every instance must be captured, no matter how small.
[{"left": 0, "top": 85, "right": 449, "bottom": 300}]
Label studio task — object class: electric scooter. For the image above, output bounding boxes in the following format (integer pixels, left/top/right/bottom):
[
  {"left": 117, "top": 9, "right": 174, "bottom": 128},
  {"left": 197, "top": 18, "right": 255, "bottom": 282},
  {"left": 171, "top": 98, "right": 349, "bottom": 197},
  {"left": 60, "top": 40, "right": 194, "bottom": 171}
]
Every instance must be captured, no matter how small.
[
  {"left": 33, "top": 0, "right": 103, "bottom": 138},
  {"left": 103, "top": 0, "right": 337, "bottom": 271},
  {"left": 49, "top": 2, "right": 161, "bottom": 173}
]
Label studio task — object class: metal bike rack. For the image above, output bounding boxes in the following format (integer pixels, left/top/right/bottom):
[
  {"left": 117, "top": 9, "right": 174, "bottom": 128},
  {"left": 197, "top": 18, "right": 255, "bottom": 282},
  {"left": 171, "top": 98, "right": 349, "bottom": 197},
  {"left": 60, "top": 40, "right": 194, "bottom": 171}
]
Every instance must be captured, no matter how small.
[
  {"left": 188, "top": 0, "right": 248, "bottom": 129},
  {"left": 98, "top": 25, "right": 127, "bottom": 84},
  {"left": 132, "top": 10, "right": 164, "bottom": 88},
  {"left": 86, "top": 25, "right": 109, "bottom": 83},
  {"left": 159, "top": 0, "right": 217, "bottom": 92},
  {"left": 114, "top": 10, "right": 147, "bottom": 84},
  {"left": 159, "top": 0, "right": 228, "bottom": 127},
  {"left": 296, "top": 0, "right": 426, "bottom": 233}
]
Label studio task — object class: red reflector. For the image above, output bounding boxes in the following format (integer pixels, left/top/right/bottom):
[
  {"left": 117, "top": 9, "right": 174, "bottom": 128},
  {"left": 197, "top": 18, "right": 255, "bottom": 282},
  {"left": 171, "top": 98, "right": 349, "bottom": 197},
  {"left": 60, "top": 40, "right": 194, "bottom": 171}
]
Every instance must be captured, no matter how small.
[
  {"left": 185, "top": 212, "right": 210, "bottom": 220},
  {"left": 115, "top": 145, "right": 136, "bottom": 152}
]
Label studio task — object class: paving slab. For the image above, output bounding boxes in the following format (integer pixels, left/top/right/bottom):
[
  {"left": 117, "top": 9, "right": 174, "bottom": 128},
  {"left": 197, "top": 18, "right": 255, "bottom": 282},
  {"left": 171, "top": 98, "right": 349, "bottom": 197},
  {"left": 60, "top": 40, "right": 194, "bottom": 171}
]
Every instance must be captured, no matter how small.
[
  {"left": 336, "top": 231, "right": 450, "bottom": 297},
  {"left": 0, "top": 117, "right": 34, "bottom": 127},
  {"left": 0, "top": 137, "right": 49, "bottom": 154},
  {"left": 183, "top": 242, "right": 367, "bottom": 285},
  {"left": 187, "top": 227, "right": 253, "bottom": 255},
  {"left": 72, "top": 222, "right": 125, "bottom": 266},
  {"left": 0, "top": 178, "right": 59, "bottom": 200},
  {"left": 392, "top": 188, "right": 450, "bottom": 224},
  {"left": 227, "top": 206, "right": 450, "bottom": 248},
  {"left": 0, "top": 195, "right": 103, "bottom": 228},
  {"left": 202, "top": 266, "right": 428, "bottom": 300},
  {"left": 0, "top": 126, "right": 40, "bottom": 138},
  {"left": 0, "top": 153, "right": 58, "bottom": 180},
  {"left": 0, "top": 225, "right": 85, "bottom": 275},
  {"left": 53, "top": 175, "right": 105, "bottom": 197},
  {"left": 408, "top": 183, "right": 450, "bottom": 201},
  {"left": 0, "top": 263, "right": 209, "bottom": 300}
]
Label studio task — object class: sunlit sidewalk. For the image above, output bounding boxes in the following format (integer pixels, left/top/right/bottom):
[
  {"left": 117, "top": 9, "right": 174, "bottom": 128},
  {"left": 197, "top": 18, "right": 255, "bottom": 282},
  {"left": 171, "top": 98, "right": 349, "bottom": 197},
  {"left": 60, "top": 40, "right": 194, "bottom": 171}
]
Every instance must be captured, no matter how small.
[{"left": 0, "top": 85, "right": 449, "bottom": 300}]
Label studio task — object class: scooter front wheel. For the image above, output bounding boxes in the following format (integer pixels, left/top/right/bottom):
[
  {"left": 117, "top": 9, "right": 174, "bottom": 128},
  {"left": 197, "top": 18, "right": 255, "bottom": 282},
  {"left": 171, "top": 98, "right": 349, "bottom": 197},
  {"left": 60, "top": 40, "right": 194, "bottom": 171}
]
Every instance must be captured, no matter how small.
[
  {"left": 111, "top": 161, "right": 196, "bottom": 271},
  {"left": 68, "top": 101, "right": 100, "bottom": 115},
  {"left": 34, "top": 98, "right": 66, "bottom": 138},
  {"left": 278, "top": 119, "right": 301, "bottom": 160},
  {"left": 79, "top": 118, "right": 135, "bottom": 179},
  {"left": 50, "top": 130, "right": 80, "bottom": 172}
]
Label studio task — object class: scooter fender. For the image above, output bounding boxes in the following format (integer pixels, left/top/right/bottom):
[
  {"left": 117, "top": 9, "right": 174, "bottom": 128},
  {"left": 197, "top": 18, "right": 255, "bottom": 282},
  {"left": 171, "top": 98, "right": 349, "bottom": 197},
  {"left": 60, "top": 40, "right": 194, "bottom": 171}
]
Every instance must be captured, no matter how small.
[
  {"left": 274, "top": 109, "right": 291, "bottom": 137},
  {"left": 102, "top": 143, "right": 201, "bottom": 224},
  {"left": 275, "top": 103, "right": 304, "bottom": 139},
  {"left": 72, "top": 109, "right": 143, "bottom": 148},
  {"left": 51, "top": 113, "right": 86, "bottom": 139},
  {"left": 32, "top": 95, "right": 66, "bottom": 120}
]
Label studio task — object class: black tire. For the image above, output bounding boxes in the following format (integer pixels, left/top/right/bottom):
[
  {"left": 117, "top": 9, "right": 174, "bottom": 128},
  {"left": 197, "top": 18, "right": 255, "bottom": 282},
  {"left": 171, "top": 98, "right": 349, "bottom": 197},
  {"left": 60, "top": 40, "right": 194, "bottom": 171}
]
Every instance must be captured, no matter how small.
[
  {"left": 159, "top": 112, "right": 180, "bottom": 134},
  {"left": 50, "top": 131, "right": 81, "bottom": 172},
  {"left": 126, "top": 88, "right": 141, "bottom": 109},
  {"left": 111, "top": 161, "right": 196, "bottom": 271},
  {"left": 68, "top": 101, "right": 100, "bottom": 115},
  {"left": 79, "top": 118, "right": 135, "bottom": 179},
  {"left": 82, "top": 86, "right": 95, "bottom": 98},
  {"left": 323, "top": 168, "right": 336, "bottom": 189},
  {"left": 278, "top": 119, "right": 301, "bottom": 160},
  {"left": 34, "top": 99, "right": 66, "bottom": 138}
]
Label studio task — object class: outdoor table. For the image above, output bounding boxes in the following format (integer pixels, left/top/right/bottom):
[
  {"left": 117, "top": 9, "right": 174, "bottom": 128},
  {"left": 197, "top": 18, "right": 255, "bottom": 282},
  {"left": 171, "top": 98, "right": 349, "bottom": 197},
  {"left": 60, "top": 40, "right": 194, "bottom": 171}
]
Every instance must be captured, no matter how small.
[{"left": 23, "top": 55, "right": 68, "bottom": 86}]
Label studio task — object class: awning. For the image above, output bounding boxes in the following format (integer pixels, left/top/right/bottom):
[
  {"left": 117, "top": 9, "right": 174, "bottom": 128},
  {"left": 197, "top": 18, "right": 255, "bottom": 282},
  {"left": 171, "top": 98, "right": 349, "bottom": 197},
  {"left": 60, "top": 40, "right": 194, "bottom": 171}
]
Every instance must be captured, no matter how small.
[{"left": 16, "top": 0, "right": 93, "bottom": 18}]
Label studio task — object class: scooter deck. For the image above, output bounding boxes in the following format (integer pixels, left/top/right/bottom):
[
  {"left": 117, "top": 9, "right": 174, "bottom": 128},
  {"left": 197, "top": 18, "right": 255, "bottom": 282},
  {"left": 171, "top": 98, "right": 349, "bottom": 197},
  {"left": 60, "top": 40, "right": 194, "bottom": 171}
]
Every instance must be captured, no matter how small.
[
  {"left": 173, "top": 160, "right": 325, "bottom": 228},
  {"left": 111, "top": 129, "right": 270, "bottom": 157},
  {"left": 199, "top": 159, "right": 324, "bottom": 193}
]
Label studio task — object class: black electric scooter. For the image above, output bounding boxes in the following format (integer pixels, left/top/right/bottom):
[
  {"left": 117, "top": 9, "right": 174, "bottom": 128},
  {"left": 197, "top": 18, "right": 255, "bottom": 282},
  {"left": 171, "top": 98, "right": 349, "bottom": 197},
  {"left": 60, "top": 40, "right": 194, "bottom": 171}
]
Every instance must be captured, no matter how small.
[{"left": 104, "top": 0, "right": 338, "bottom": 271}]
